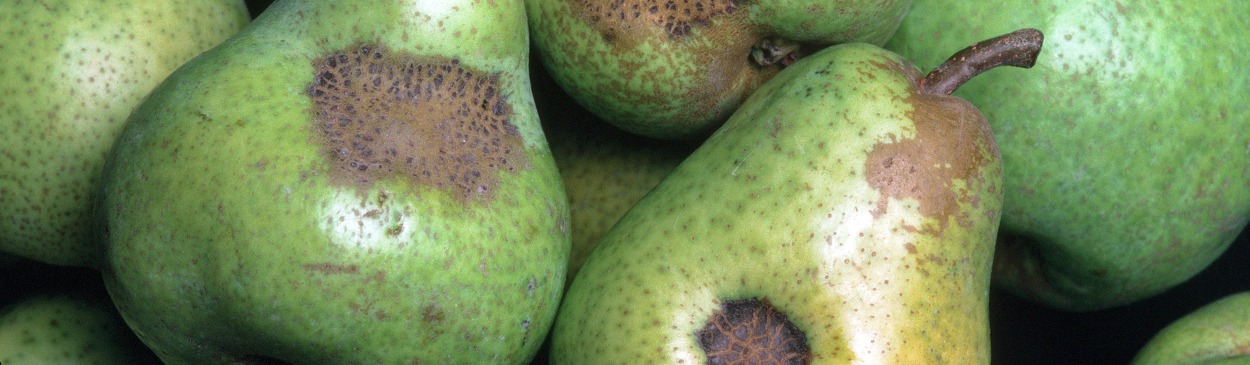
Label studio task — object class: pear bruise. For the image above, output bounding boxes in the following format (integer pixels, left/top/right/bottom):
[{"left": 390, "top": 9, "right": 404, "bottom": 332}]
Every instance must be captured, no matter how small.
[
  {"left": 696, "top": 298, "right": 811, "bottom": 365},
  {"left": 307, "top": 44, "right": 527, "bottom": 202}
]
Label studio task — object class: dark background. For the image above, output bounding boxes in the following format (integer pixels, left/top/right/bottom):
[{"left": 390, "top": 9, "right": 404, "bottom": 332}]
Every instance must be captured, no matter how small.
[{"left": 3, "top": 2, "right": 1244, "bottom": 364}]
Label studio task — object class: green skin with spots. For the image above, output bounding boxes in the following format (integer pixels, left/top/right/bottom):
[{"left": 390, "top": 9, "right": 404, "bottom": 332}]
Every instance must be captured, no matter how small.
[
  {"left": 884, "top": 0, "right": 1250, "bottom": 311},
  {"left": 1132, "top": 292, "right": 1250, "bottom": 365},
  {"left": 526, "top": 0, "right": 912, "bottom": 139},
  {"left": 97, "top": 0, "right": 569, "bottom": 364},
  {"left": 551, "top": 43, "right": 1001, "bottom": 364},
  {"left": 0, "top": 292, "right": 161, "bottom": 365},
  {"left": 0, "top": 0, "right": 250, "bottom": 267}
]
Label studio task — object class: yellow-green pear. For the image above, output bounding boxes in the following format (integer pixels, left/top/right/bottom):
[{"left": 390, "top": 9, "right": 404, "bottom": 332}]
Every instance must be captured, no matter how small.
[
  {"left": 0, "top": 0, "right": 249, "bottom": 267},
  {"left": 550, "top": 29, "right": 1042, "bottom": 364}
]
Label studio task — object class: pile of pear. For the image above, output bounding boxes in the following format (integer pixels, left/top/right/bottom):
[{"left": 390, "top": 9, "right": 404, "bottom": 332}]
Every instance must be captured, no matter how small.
[
  {"left": 2, "top": 0, "right": 1249, "bottom": 364},
  {"left": 541, "top": 0, "right": 1250, "bottom": 362}
]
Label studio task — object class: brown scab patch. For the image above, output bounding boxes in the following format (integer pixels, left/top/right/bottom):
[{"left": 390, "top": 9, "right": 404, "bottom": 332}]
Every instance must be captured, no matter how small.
[
  {"left": 864, "top": 59, "right": 997, "bottom": 233},
  {"left": 578, "top": 0, "right": 740, "bottom": 39},
  {"left": 307, "top": 44, "right": 527, "bottom": 203},
  {"left": 696, "top": 297, "right": 811, "bottom": 365}
]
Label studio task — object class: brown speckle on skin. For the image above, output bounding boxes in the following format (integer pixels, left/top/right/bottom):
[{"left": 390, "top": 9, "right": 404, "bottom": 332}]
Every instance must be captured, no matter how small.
[
  {"left": 577, "top": 0, "right": 740, "bottom": 39},
  {"left": 307, "top": 44, "right": 528, "bottom": 203},
  {"left": 302, "top": 262, "right": 361, "bottom": 275}
]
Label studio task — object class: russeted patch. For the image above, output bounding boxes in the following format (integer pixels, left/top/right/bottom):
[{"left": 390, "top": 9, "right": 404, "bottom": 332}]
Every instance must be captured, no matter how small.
[{"left": 307, "top": 44, "right": 528, "bottom": 202}]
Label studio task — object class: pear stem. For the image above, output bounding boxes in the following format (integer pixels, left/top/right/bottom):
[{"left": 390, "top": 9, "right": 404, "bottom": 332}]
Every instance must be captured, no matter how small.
[
  {"left": 918, "top": 28, "right": 1044, "bottom": 95},
  {"left": 750, "top": 38, "right": 802, "bottom": 67}
]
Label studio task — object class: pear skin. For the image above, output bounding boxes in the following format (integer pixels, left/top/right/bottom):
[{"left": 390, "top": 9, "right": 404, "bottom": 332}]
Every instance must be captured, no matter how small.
[
  {"left": 0, "top": 0, "right": 250, "bottom": 267},
  {"left": 96, "top": 0, "right": 568, "bottom": 363},
  {"left": 550, "top": 31, "right": 1042, "bottom": 364}
]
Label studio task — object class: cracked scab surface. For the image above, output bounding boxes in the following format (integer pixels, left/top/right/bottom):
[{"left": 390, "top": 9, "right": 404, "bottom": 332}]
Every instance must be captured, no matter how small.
[
  {"left": 307, "top": 44, "right": 527, "bottom": 202},
  {"left": 696, "top": 298, "right": 811, "bottom": 365},
  {"left": 580, "top": 0, "right": 740, "bottom": 38}
]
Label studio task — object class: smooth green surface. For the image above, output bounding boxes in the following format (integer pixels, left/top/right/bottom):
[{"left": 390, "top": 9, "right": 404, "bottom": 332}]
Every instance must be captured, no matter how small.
[
  {"left": 551, "top": 42, "right": 1001, "bottom": 364},
  {"left": 527, "top": 0, "right": 911, "bottom": 139},
  {"left": 0, "top": 292, "right": 161, "bottom": 365},
  {"left": 885, "top": 0, "right": 1250, "bottom": 311},
  {"left": 97, "top": 0, "right": 569, "bottom": 363},
  {"left": 1132, "top": 292, "right": 1250, "bottom": 365},
  {"left": 0, "top": 0, "right": 249, "bottom": 267}
]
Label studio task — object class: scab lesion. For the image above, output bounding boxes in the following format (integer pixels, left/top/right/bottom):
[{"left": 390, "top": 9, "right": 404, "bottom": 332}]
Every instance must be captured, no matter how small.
[
  {"left": 579, "top": 0, "right": 740, "bottom": 38},
  {"left": 306, "top": 43, "right": 529, "bottom": 202},
  {"left": 696, "top": 297, "right": 811, "bottom": 365}
]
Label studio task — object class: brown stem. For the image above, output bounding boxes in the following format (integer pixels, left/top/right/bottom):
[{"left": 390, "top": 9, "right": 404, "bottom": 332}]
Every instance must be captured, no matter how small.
[
  {"left": 750, "top": 38, "right": 802, "bottom": 68},
  {"left": 918, "top": 28, "right": 1045, "bottom": 95}
]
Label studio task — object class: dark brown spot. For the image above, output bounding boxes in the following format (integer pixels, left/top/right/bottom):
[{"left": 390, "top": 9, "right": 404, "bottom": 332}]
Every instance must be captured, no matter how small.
[
  {"left": 864, "top": 59, "right": 998, "bottom": 234},
  {"left": 308, "top": 44, "right": 528, "bottom": 202},
  {"left": 385, "top": 223, "right": 404, "bottom": 236},
  {"left": 696, "top": 297, "right": 811, "bottom": 365},
  {"left": 422, "top": 304, "right": 446, "bottom": 324}
]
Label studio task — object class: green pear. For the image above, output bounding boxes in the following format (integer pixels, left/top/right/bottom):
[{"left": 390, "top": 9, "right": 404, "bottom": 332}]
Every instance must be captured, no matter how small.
[
  {"left": 550, "top": 30, "right": 1042, "bottom": 364},
  {"left": 96, "top": 0, "right": 569, "bottom": 363},
  {"left": 533, "top": 58, "right": 699, "bottom": 285},
  {"left": 883, "top": 0, "right": 1250, "bottom": 311},
  {"left": 0, "top": 290, "right": 161, "bottom": 365},
  {"left": 0, "top": 0, "right": 250, "bottom": 267},
  {"left": 526, "top": 0, "right": 912, "bottom": 139},
  {"left": 1132, "top": 292, "right": 1250, "bottom": 365}
]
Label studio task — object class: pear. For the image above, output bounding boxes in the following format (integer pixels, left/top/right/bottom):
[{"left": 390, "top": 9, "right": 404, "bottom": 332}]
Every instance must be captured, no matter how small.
[
  {"left": 1131, "top": 291, "right": 1250, "bottom": 365},
  {"left": 95, "top": 0, "right": 569, "bottom": 363},
  {"left": 550, "top": 30, "right": 1042, "bottom": 364},
  {"left": 533, "top": 58, "right": 699, "bottom": 285},
  {"left": 0, "top": 269, "right": 161, "bottom": 365},
  {"left": 526, "top": 0, "right": 912, "bottom": 139},
  {"left": 0, "top": 0, "right": 250, "bottom": 267},
  {"left": 0, "top": 294, "right": 157, "bottom": 364},
  {"left": 884, "top": 0, "right": 1250, "bottom": 311}
]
